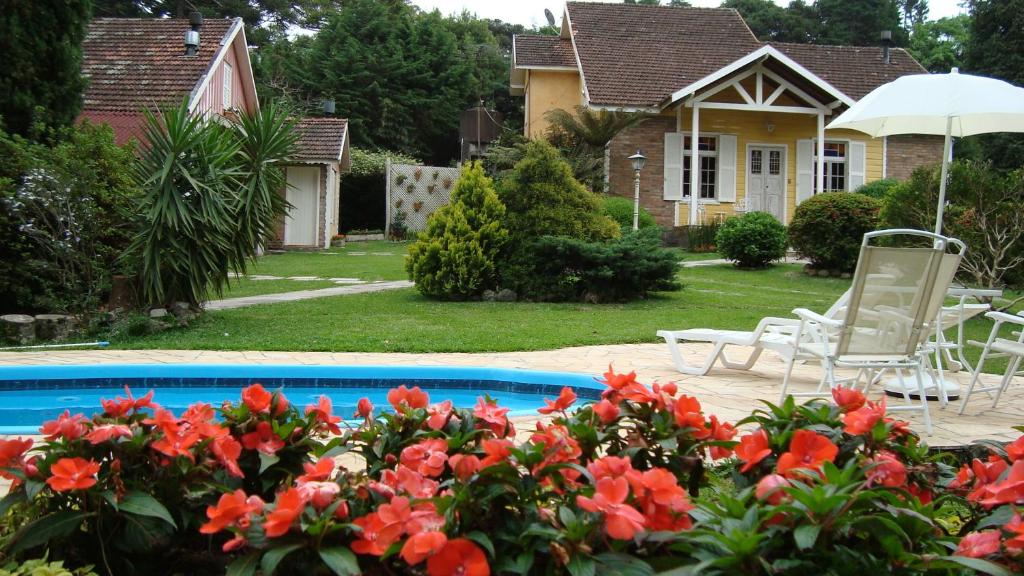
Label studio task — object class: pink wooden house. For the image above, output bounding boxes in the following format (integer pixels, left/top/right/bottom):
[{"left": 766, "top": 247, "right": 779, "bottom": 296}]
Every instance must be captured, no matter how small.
[{"left": 78, "top": 17, "right": 349, "bottom": 249}]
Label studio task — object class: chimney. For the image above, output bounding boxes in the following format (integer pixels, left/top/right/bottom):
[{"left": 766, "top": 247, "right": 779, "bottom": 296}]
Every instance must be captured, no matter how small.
[
  {"left": 184, "top": 11, "right": 202, "bottom": 56},
  {"left": 880, "top": 30, "right": 892, "bottom": 64},
  {"left": 322, "top": 99, "right": 336, "bottom": 116}
]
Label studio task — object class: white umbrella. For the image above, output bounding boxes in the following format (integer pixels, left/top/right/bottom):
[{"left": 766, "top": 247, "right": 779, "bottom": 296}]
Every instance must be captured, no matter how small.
[{"left": 827, "top": 68, "right": 1024, "bottom": 234}]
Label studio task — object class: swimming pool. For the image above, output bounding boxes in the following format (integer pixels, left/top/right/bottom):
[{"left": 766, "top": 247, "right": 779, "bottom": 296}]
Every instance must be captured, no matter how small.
[{"left": 0, "top": 364, "right": 605, "bottom": 434}]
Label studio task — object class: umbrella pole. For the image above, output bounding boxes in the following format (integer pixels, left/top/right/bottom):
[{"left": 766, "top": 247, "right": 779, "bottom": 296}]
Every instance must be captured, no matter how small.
[{"left": 935, "top": 116, "right": 953, "bottom": 236}]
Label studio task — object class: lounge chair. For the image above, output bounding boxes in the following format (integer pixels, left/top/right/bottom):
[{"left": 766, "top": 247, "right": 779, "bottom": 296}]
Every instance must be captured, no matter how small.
[{"left": 957, "top": 310, "right": 1024, "bottom": 414}]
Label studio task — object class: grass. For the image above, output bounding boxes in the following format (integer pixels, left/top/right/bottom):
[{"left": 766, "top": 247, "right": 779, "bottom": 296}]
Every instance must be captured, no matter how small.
[{"left": 216, "top": 240, "right": 409, "bottom": 298}]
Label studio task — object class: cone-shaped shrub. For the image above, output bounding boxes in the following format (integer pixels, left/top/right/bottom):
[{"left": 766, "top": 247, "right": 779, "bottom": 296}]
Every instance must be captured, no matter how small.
[{"left": 406, "top": 162, "right": 508, "bottom": 299}]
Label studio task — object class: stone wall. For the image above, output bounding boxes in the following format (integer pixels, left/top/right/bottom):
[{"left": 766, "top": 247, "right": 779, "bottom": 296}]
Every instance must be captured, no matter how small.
[
  {"left": 607, "top": 116, "right": 678, "bottom": 227},
  {"left": 886, "top": 135, "right": 944, "bottom": 181}
]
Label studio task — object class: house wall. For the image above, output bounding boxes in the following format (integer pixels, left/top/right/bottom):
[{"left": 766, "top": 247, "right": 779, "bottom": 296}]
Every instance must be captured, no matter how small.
[
  {"left": 194, "top": 36, "right": 255, "bottom": 116},
  {"left": 525, "top": 70, "right": 583, "bottom": 138},
  {"left": 607, "top": 108, "right": 885, "bottom": 227},
  {"left": 885, "top": 134, "right": 945, "bottom": 181}
]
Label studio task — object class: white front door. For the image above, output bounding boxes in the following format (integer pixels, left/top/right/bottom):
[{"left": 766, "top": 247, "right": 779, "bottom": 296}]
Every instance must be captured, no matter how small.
[
  {"left": 746, "top": 146, "right": 785, "bottom": 221},
  {"left": 285, "top": 166, "right": 320, "bottom": 246}
]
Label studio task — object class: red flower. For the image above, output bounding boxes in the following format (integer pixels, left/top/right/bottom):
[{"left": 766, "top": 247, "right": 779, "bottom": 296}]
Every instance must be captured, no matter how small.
[
  {"left": 306, "top": 395, "right": 342, "bottom": 435},
  {"left": 776, "top": 429, "right": 838, "bottom": 479},
  {"left": 979, "top": 459, "right": 1024, "bottom": 507},
  {"left": 352, "top": 512, "right": 401, "bottom": 556},
  {"left": 85, "top": 424, "right": 133, "bottom": 445},
  {"left": 143, "top": 408, "right": 180, "bottom": 435},
  {"left": 658, "top": 381, "right": 678, "bottom": 397},
  {"left": 400, "top": 438, "right": 449, "bottom": 478},
  {"left": 387, "top": 385, "right": 430, "bottom": 411},
  {"left": 587, "top": 456, "right": 636, "bottom": 481},
  {"left": 298, "top": 458, "right": 335, "bottom": 483},
  {"left": 151, "top": 429, "right": 201, "bottom": 462},
  {"left": 46, "top": 457, "right": 100, "bottom": 492},
  {"left": 241, "top": 383, "right": 272, "bottom": 414},
  {"left": 101, "top": 387, "right": 156, "bottom": 418},
  {"left": 755, "top": 474, "right": 791, "bottom": 505},
  {"left": 426, "top": 538, "right": 490, "bottom": 576},
  {"left": 707, "top": 416, "right": 737, "bottom": 460},
  {"left": 356, "top": 397, "right": 374, "bottom": 419},
  {"left": 865, "top": 452, "right": 907, "bottom": 488},
  {"left": 39, "top": 410, "right": 86, "bottom": 441},
  {"left": 831, "top": 386, "right": 866, "bottom": 412},
  {"left": 263, "top": 488, "right": 306, "bottom": 538},
  {"left": 537, "top": 387, "right": 577, "bottom": 415},
  {"left": 1007, "top": 436, "right": 1024, "bottom": 462},
  {"left": 426, "top": 400, "right": 454, "bottom": 431},
  {"left": 1004, "top": 512, "right": 1024, "bottom": 552},
  {"left": 955, "top": 530, "right": 1001, "bottom": 558},
  {"left": 182, "top": 403, "right": 228, "bottom": 439},
  {"left": 735, "top": 430, "right": 772, "bottom": 473},
  {"left": 672, "top": 395, "right": 710, "bottom": 439},
  {"left": 577, "top": 476, "right": 646, "bottom": 540},
  {"left": 241, "top": 421, "right": 285, "bottom": 455},
  {"left": 636, "top": 468, "right": 693, "bottom": 531},
  {"left": 401, "top": 531, "right": 448, "bottom": 566},
  {"left": 0, "top": 438, "right": 33, "bottom": 487},
  {"left": 211, "top": 436, "right": 243, "bottom": 478},
  {"left": 480, "top": 439, "right": 513, "bottom": 468},
  {"left": 200, "top": 489, "right": 263, "bottom": 535},
  {"left": 843, "top": 399, "right": 886, "bottom": 435},
  {"left": 592, "top": 399, "right": 620, "bottom": 424},
  {"left": 600, "top": 365, "right": 639, "bottom": 391},
  {"left": 448, "top": 454, "right": 481, "bottom": 481},
  {"left": 297, "top": 481, "right": 341, "bottom": 510},
  {"left": 474, "top": 397, "right": 513, "bottom": 437}
]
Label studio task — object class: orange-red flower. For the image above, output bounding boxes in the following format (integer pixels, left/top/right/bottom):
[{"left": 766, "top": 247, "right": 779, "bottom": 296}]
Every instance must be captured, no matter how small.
[
  {"left": 0, "top": 438, "right": 33, "bottom": 487},
  {"left": 577, "top": 476, "right": 646, "bottom": 540},
  {"left": 101, "top": 387, "right": 156, "bottom": 418},
  {"left": 298, "top": 458, "right": 335, "bottom": 483},
  {"left": 474, "top": 397, "right": 512, "bottom": 437},
  {"left": 843, "top": 399, "right": 886, "bottom": 435},
  {"left": 448, "top": 454, "right": 481, "bottom": 481},
  {"left": 211, "top": 436, "right": 243, "bottom": 478},
  {"left": 537, "top": 387, "right": 577, "bottom": 415},
  {"left": 182, "top": 403, "right": 228, "bottom": 440},
  {"left": 636, "top": 468, "right": 693, "bottom": 531},
  {"left": 306, "top": 395, "right": 342, "bottom": 435},
  {"left": 357, "top": 397, "right": 374, "bottom": 419},
  {"left": 352, "top": 511, "right": 401, "bottom": 556},
  {"left": 426, "top": 400, "right": 454, "bottom": 430},
  {"left": 1004, "top": 512, "right": 1024, "bottom": 552},
  {"left": 241, "top": 383, "right": 273, "bottom": 414},
  {"left": 865, "top": 452, "right": 907, "bottom": 488},
  {"left": 979, "top": 459, "right": 1024, "bottom": 507},
  {"left": 672, "top": 395, "right": 710, "bottom": 439},
  {"left": 241, "top": 421, "right": 285, "bottom": 455},
  {"left": 263, "top": 488, "right": 306, "bottom": 538},
  {"left": 480, "top": 438, "right": 513, "bottom": 468},
  {"left": 387, "top": 385, "right": 430, "bottom": 411},
  {"left": 297, "top": 481, "right": 341, "bottom": 510},
  {"left": 592, "top": 399, "right": 620, "bottom": 424},
  {"left": 755, "top": 473, "right": 791, "bottom": 505},
  {"left": 401, "top": 438, "right": 449, "bottom": 478},
  {"left": 200, "top": 489, "right": 263, "bottom": 534},
  {"left": 426, "top": 538, "right": 490, "bottom": 576},
  {"left": 400, "top": 531, "right": 448, "bottom": 566},
  {"left": 86, "top": 424, "right": 133, "bottom": 445},
  {"left": 46, "top": 457, "right": 100, "bottom": 492},
  {"left": 735, "top": 430, "right": 772, "bottom": 473},
  {"left": 707, "top": 416, "right": 737, "bottom": 460},
  {"left": 831, "top": 386, "right": 866, "bottom": 412},
  {"left": 1007, "top": 436, "right": 1024, "bottom": 463},
  {"left": 775, "top": 429, "right": 838, "bottom": 479},
  {"left": 955, "top": 530, "right": 1001, "bottom": 558},
  {"left": 151, "top": 427, "right": 201, "bottom": 462},
  {"left": 39, "top": 410, "right": 87, "bottom": 441},
  {"left": 587, "top": 456, "right": 636, "bottom": 481}
]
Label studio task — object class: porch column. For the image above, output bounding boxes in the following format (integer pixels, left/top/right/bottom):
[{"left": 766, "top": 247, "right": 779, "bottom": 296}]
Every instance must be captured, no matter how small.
[
  {"left": 689, "top": 104, "right": 700, "bottom": 225},
  {"left": 816, "top": 112, "right": 826, "bottom": 195}
]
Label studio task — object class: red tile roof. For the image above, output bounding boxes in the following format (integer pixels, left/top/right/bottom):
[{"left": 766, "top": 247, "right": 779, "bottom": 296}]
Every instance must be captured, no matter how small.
[
  {"left": 514, "top": 35, "right": 577, "bottom": 68},
  {"left": 292, "top": 118, "right": 349, "bottom": 163},
  {"left": 566, "top": 2, "right": 762, "bottom": 107},
  {"left": 770, "top": 43, "right": 926, "bottom": 101},
  {"left": 80, "top": 17, "right": 239, "bottom": 113}
]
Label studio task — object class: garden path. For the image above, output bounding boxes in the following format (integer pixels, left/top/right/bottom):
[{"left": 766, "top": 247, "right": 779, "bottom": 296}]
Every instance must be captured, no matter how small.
[
  {"left": 205, "top": 280, "right": 414, "bottom": 311},
  {"left": 1, "top": 343, "right": 1019, "bottom": 448}
]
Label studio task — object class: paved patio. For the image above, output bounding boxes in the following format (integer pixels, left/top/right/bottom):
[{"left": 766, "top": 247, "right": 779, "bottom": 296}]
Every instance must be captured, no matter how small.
[{"left": 1, "top": 343, "right": 1019, "bottom": 447}]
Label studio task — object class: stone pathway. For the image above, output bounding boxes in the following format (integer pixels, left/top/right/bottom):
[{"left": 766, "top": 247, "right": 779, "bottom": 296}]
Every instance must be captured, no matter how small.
[
  {"left": 205, "top": 280, "right": 414, "bottom": 311},
  {"left": 1, "top": 343, "right": 1020, "bottom": 447},
  {"left": 681, "top": 256, "right": 809, "bottom": 268}
]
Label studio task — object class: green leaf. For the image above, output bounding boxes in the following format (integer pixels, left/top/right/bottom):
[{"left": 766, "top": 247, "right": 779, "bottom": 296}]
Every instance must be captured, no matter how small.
[
  {"left": 467, "top": 531, "right": 495, "bottom": 557},
  {"left": 793, "top": 524, "right": 820, "bottom": 551},
  {"left": 595, "top": 552, "right": 654, "bottom": 576},
  {"left": 977, "top": 505, "right": 1016, "bottom": 529},
  {"left": 119, "top": 491, "right": 177, "bottom": 529},
  {"left": 261, "top": 543, "right": 304, "bottom": 575},
  {"left": 566, "top": 556, "right": 596, "bottom": 576},
  {"left": 0, "top": 490, "right": 26, "bottom": 517},
  {"left": 24, "top": 479, "right": 44, "bottom": 499},
  {"left": 319, "top": 546, "right": 360, "bottom": 576},
  {"left": 259, "top": 452, "right": 281, "bottom": 473},
  {"left": 226, "top": 551, "right": 261, "bottom": 576},
  {"left": 937, "top": 556, "right": 1013, "bottom": 576},
  {"left": 7, "top": 511, "right": 91, "bottom": 554},
  {"left": 558, "top": 506, "right": 577, "bottom": 527}
]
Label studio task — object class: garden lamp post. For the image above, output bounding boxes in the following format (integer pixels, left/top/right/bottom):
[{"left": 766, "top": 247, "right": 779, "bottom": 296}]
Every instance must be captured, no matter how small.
[{"left": 628, "top": 150, "right": 646, "bottom": 230}]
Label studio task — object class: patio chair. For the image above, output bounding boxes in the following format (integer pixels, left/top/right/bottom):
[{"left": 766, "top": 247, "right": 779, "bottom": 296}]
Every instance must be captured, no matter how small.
[
  {"left": 957, "top": 310, "right": 1024, "bottom": 414},
  {"left": 780, "top": 229, "right": 962, "bottom": 435}
]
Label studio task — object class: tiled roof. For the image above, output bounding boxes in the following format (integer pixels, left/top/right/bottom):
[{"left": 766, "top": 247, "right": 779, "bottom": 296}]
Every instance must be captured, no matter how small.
[
  {"left": 514, "top": 35, "right": 576, "bottom": 68},
  {"left": 80, "top": 17, "right": 238, "bottom": 112},
  {"left": 565, "top": 2, "right": 761, "bottom": 107},
  {"left": 78, "top": 111, "right": 149, "bottom": 147},
  {"left": 770, "top": 43, "right": 926, "bottom": 100},
  {"left": 292, "top": 118, "right": 349, "bottom": 163}
]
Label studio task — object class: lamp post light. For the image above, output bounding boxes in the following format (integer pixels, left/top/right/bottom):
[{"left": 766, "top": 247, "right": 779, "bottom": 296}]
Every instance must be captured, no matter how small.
[{"left": 628, "top": 149, "right": 647, "bottom": 230}]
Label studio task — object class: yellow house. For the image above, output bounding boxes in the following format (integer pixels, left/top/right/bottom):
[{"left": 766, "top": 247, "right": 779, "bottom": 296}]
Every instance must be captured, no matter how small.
[{"left": 510, "top": 2, "right": 941, "bottom": 227}]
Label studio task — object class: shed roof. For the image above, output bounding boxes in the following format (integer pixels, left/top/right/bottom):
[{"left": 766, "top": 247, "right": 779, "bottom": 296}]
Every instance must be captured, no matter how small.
[{"left": 292, "top": 118, "right": 350, "bottom": 165}]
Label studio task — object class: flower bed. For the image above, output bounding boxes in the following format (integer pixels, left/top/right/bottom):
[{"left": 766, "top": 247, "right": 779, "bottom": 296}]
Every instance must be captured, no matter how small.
[{"left": 0, "top": 370, "right": 1020, "bottom": 575}]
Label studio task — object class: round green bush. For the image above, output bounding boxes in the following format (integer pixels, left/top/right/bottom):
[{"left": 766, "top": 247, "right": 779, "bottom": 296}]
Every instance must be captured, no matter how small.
[
  {"left": 715, "top": 211, "right": 787, "bottom": 268},
  {"left": 601, "top": 195, "right": 658, "bottom": 231},
  {"left": 854, "top": 178, "right": 900, "bottom": 200},
  {"left": 789, "top": 192, "right": 881, "bottom": 272}
]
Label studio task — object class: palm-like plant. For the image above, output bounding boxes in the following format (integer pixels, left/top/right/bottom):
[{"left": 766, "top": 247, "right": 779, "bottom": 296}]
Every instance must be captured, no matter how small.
[
  {"left": 129, "top": 99, "right": 297, "bottom": 306},
  {"left": 544, "top": 105, "right": 646, "bottom": 152}
]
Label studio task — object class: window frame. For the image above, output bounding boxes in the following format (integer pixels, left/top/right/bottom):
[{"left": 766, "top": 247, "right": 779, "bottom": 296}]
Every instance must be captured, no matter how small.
[
  {"left": 812, "top": 139, "right": 850, "bottom": 193},
  {"left": 222, "top": 62, "right": 233, "bottom": 110},
  {"left": 682, "top": 134, "right": 720, "bottom": 201}
]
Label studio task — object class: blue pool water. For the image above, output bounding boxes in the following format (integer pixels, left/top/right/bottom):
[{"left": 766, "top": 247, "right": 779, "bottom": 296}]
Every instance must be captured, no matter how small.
[{"left": 0, "top": 364, "right": 604, "bottom": 434}]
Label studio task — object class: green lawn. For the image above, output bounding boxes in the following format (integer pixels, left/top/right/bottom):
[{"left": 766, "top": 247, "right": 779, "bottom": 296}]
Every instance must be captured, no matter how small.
[{"left": 217, "top": 240, "right": 409, "bottom": 298}]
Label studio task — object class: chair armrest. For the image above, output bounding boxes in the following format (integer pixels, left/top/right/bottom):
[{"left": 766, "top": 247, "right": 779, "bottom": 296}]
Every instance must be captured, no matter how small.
[
  {"left": 985, "top": 311, "right": 1024, "bottom": 325},
  {"left": 793, "top": 308, "right": 844, "bottom": 327}
]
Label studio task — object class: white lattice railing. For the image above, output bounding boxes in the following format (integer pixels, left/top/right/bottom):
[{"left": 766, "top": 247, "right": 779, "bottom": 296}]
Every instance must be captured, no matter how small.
[{"left": 385, "top": 161, "right": 461, "bottom": 237}]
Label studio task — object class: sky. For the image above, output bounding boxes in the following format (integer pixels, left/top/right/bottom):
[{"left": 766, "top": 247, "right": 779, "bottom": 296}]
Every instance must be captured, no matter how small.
[{"left": 410, "top": 0, "right": 969, "bottom": 28}]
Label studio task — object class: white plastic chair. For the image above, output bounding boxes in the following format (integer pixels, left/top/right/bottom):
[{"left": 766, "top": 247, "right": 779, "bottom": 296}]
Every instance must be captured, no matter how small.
[{"left": 958, "top": 310, "right": 1024, "bottom": 414}]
